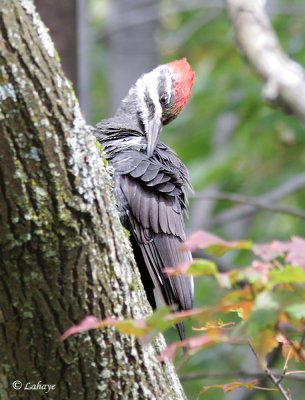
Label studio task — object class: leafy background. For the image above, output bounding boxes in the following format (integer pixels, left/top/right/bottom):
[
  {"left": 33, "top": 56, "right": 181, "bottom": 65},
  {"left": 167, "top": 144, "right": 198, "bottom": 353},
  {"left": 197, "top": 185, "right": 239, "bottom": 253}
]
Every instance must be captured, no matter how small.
[{"left": 87, "top": 1, "right": 305, "bottom": 398}]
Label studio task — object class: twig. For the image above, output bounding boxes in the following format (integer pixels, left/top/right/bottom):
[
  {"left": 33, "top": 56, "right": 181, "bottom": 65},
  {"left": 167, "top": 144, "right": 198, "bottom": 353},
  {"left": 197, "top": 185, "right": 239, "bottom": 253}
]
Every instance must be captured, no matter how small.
[
  {"left": 264, "top": 368, "right": 292, "bottom": 400},
  {"left": 191, "top": 191, "right": 305, "bottom": 220},
  {"left": 99, "top": 0, "right": 305, "bottom": 39},
  {"left": 278, "top": 347, "right": 293, "bottom": 385},
  {"left": 278, "top": 328, "right": 305, "bottom": 365},
  {"left": 193, "top": 172, "right": 305, "bottom": 229},
  {"left": 248, "top": 340, "right": 292, "bottom": 400},
  {"left": 180, "top": 369, "right": 305, "bottom": 382}
]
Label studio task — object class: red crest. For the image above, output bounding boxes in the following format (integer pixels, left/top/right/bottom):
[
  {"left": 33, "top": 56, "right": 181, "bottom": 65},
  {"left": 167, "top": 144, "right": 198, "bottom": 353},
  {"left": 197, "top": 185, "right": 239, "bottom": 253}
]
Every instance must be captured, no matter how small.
[{"left": 167, "top": 58, "right": 195, "bottom": 110}]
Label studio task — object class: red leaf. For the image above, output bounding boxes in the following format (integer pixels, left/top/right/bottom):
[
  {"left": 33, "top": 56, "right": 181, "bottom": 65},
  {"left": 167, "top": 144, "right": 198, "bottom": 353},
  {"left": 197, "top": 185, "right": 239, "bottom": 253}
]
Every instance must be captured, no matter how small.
[{"left": 60, "top": 316, "right": 101, "bottom": 341}]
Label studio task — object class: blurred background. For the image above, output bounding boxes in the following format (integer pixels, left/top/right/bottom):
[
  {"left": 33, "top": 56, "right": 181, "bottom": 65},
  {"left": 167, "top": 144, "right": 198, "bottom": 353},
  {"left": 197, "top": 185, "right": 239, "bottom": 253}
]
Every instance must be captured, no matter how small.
[{"left": 35, "top": 0, "right": 305, "bottom": 398}]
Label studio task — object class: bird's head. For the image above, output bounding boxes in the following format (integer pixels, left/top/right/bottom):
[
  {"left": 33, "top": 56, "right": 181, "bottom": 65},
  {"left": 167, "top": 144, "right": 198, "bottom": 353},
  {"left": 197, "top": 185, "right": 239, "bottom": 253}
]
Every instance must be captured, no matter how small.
[{"left": 123, "top": 58, "right": 195, "bottom": 157}]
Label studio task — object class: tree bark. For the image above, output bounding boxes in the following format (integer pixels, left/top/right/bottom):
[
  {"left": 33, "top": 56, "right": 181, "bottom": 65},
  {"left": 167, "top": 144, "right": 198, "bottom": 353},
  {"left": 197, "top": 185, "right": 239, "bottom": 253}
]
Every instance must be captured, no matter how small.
[{"left": 0, "top": 1, "right": 186, "bottom": 399}]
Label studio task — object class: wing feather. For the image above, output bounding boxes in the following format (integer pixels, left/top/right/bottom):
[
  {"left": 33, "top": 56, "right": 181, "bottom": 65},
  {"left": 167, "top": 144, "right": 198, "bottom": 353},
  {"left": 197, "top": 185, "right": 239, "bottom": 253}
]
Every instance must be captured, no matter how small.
[
  {"left": 120, "top": 175, "right": 194, "bottom": 316},
  {"left": 130, "top": 160, "right": 150, "bottom": 178},
  {"left": 108, "top": 142, "right": 194, "bottom": 340}
]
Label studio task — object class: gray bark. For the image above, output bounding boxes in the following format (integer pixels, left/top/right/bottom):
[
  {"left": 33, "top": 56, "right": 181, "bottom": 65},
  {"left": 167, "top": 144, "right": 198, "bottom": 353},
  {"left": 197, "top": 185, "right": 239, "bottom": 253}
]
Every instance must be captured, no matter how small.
[
  {"left": 105, "top": 0, "right": 158, "bottom": 113},
  {"left": 0, "top": 1, "right": 186, "bottom": 399}
]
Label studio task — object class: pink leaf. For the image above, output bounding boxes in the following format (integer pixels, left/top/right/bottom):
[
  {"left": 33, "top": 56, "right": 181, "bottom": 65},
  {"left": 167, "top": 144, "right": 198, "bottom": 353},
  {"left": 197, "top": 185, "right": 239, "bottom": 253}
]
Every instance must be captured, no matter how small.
[
  {"left": 60, "top": 316, "right": 101, "bottom": 341},
  {"left": 286, "top": 236, "right": 305, "bottom": 267},
  {"left": 180, "top": 230, "right": 252, "bottom": 255},
  {"left": 158, "top": 342, "right": 178, "bottom": 362},
  {"left": 180, "top": 231, "right": 224, "bottom": 252},
  {"left": 254, "top": 240, "right": 289, "bottom": 261},
  {"left": 159, "top": 332, "right": 221, "bottom": 361},
  {"left": 250, "top": 260, "right": 271, "bottom": 284},
  {"left": 164, "top": 260, "right": 192, "bottom": 276},
  {"left": 254, "top": 236, "right": 305, "bottom": 267}
]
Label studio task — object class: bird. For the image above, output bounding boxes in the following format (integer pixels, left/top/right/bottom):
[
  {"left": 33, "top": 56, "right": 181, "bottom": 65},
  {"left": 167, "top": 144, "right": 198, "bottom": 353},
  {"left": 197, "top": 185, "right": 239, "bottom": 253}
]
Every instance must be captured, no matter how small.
[{"left": 95, "top": 58, "right": 195, "bottom": 340}]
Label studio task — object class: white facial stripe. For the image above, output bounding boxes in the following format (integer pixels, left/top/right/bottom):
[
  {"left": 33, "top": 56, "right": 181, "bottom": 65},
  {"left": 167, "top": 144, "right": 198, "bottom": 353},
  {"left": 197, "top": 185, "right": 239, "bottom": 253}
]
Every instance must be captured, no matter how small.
[
  {"left": 135, "top": 66, "right": 165, "bottom": 133},
  {"left": 164, "top": 69, "right": 173, "bottom": 103}
]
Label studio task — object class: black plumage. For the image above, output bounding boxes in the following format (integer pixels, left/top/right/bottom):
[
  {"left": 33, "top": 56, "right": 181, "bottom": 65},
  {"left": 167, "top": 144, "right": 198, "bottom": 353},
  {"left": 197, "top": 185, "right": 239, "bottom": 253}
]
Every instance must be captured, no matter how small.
[
  {"left": 94, "top": 59, "right": 195, "bottom": 340},
  {"left": 95, "top": 126, "right": 193, "bottom": 339}
]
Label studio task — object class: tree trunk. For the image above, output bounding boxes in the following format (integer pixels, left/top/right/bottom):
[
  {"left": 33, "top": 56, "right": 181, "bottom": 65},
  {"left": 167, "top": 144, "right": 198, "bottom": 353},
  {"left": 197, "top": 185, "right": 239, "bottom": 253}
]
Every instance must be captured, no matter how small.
[{"left": 0, "top": 2, "right": 186, "bottom": 399}]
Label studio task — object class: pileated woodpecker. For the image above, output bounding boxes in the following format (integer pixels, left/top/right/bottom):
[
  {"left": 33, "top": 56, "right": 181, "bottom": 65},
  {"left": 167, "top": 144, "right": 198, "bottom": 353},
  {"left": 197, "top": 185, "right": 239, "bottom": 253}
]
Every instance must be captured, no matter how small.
[{"left": 95, "top": 59, "right": 195, "bottom": 340}]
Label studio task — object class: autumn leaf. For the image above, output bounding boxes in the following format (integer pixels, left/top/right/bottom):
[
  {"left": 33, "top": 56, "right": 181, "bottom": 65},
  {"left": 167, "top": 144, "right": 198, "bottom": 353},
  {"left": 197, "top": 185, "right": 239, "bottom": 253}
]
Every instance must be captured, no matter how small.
[
  {"left": 199, "top": 380, "right": 258, "bottom": 395},
  {"left": 193, "top": 321, "right": 235, "bottom": 332},
  {"left": 254, "top": 236, "right": 305, "bottom": 267},
  {"left": 286, "top": 236, "right": 305, "bottom": 268},
  {"left": 254, "top": 240, "right": 288, "bottom": 261},
  {"left": 281, "top": 339, "right": 305, "bottom": 364},
  {"left": 164, "top": 259, "right": 218, "bottom": 277},
  {"left": 180, "top": 230, "right": 252, "bottom": 256},
  {"left": 60, "top": 316, "right": 101, "bottom": 341},
  {"left": 159, "top": 332, "right": 222, "bottom": 361},
  {"left": 251, "top": 330, "right": 279, "bottom": 361}
]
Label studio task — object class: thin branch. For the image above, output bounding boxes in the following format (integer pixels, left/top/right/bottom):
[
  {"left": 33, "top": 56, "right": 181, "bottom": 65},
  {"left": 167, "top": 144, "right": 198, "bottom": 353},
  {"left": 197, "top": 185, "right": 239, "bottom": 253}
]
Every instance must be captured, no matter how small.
[
  {"left": 98, "top": 0, "right": 305, "bottom": 40},
  {"left": 193, "top": 172, "right": 305, "bottom": 229},
  {"left": 226, "top": 0, "right": 305, "bottom": 124},
  {"left": 180, "top": 369, "right": 305, "bottom": 382},
  {"left": 98, "top": 0, "right": 225, "bottom": 41},
  {"left": 278, "top": 328, "right": 305, "bottom": 365},
  {"left": 248, "top": 341, "right": 292, "bottom": 400},
  {"left": 264, "top": 368, "right": 292, "bottom": 400},
  {"left": 191, "top": 191, "right": 305, "bottom": 220}
]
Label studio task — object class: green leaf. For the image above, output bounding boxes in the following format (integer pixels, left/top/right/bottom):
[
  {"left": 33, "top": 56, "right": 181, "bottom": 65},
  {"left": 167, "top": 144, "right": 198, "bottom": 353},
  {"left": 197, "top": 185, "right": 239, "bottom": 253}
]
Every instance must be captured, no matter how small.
[
  {"left": 187, "top": 259, "right": 218, "bottom": 276},
  {"left": 246, "top": 309, "right": 279, "bottom": 335},
  {"left": 206, "top": 241, "right": 252, "bottom": 257},
  {"left": 147, "top": 307, "right": 172, "bottom": 332},
  {"left": 269, "top": 265, "right": 305, "bottom": 285},
  {"left": 255, "top": 291, "right": 280, "bottom": 309},
  {"left": 246, "top": 292, "right": 280, "bottom": 335},
  {"left": 285, "top": 303, "right": 305, "bottom": 319}
]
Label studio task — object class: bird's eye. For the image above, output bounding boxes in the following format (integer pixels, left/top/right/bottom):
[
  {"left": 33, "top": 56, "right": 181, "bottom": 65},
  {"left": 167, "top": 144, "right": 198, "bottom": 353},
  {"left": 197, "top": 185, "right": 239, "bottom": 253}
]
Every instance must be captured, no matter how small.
[{"left": 159, "top": 94, "right": 169, "bottom": 106}]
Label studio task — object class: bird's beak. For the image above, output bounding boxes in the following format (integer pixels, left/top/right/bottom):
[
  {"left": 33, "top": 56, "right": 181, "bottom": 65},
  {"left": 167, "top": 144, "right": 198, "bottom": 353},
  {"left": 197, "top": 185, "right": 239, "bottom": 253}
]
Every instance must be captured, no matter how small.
[{"left": 146, "top": 116, "right": 162, "bottom": 158}]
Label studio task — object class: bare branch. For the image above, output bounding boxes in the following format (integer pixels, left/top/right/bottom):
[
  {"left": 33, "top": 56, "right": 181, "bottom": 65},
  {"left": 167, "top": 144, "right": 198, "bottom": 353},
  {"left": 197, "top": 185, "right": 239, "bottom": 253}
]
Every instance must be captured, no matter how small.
[
  {"left": 226, "top": 0, "right": 305, "bottom": 123},
  {"left": 194, "top": 172, "right": 305, "bottom": 229},
  {"left": 180, "top": 369, "right": 305, "bottom": 382},
  {"left": 248, "top": 341, "right": 292, "bottom": 400},
  {"left": 99, "top": 0, "right": 305, "bottom": 39},
  {"left": 191, "top": 190, "right": 305, "bottom": 221}
]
